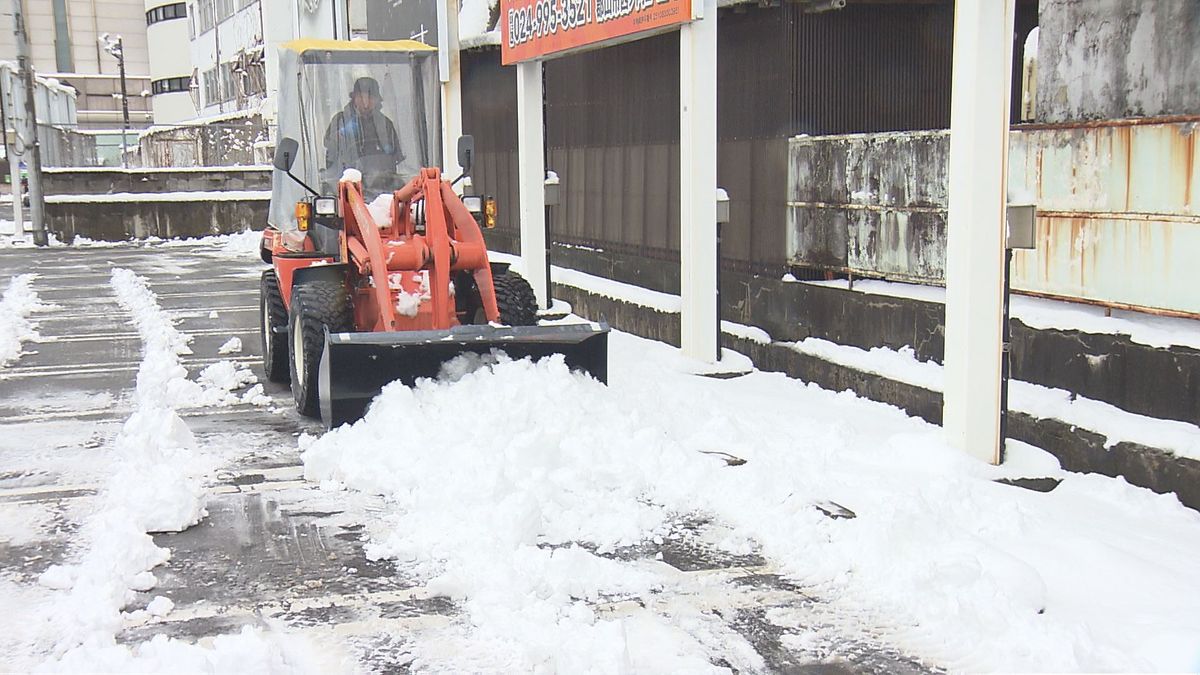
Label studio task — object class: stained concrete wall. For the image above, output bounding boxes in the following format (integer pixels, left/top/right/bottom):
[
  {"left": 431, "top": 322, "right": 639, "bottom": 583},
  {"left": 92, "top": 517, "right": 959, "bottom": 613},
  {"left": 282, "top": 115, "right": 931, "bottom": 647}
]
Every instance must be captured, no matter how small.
[
  {"left": 1037, "top": 0, "right": 1200, "bottom": 122},
  {"left": 43, "top": 168, "right": 272, "bottom": 195},
  {"left": 43, "top": 167, "right": 272, "bottom": 241}
]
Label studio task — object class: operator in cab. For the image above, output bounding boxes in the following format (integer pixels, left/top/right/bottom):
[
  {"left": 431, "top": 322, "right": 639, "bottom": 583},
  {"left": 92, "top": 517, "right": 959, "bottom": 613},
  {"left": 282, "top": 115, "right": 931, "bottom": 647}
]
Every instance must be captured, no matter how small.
[{"left": 323, "top": 76, "right": 403, "bottom": 197}]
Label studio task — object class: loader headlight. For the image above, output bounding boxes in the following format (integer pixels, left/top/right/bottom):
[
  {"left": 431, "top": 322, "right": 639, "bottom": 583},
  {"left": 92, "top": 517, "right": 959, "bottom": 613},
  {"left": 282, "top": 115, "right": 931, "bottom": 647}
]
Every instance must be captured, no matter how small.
[
  {"left": 313, "top": 197, "right": 337, "bottom": 216},
  {"left": 463, "top": 196, "right": 483, "bottom": 213}
]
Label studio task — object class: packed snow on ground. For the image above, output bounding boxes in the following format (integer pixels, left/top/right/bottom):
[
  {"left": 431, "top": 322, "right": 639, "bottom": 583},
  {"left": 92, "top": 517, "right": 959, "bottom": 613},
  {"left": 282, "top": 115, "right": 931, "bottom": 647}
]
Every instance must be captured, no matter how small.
[
  {"left": 303, "top": 329, "right": 1200, "bottom": 672},
  {"left": 0, "top": 273, "right": 49, "bottom": 365}
]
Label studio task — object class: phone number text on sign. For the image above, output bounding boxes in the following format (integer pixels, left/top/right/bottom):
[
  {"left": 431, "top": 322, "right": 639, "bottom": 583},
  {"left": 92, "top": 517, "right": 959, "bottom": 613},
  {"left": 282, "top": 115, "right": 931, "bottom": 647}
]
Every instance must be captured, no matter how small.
[
  {"left": 507, "top": 0, "right": 592, "bottom": 47},
  {"left": 501, "top": 0, "right": 690, "bottom": 64}
]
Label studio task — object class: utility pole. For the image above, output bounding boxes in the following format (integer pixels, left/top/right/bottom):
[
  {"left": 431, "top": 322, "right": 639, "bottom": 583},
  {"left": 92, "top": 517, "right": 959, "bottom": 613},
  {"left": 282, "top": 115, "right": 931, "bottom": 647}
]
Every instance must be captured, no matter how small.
[
  {"left": 12, "top": 0, "right": 47, "bottom": 246},
  {"left": 100, "top": 34, "right": 131, "bottom": 167},
  {"left": 117, "top": 38, "right": 130, "bottom": 168}
]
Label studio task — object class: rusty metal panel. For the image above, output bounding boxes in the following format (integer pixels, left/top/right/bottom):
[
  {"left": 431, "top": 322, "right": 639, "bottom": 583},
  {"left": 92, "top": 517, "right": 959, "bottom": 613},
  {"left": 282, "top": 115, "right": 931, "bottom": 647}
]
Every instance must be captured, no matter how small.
[
  {"left": 788, "top": 119, "right": 1200, "bottom": 316},
  {"left": 1008, "top": 120, "right": 1200, "bottom": 314}
]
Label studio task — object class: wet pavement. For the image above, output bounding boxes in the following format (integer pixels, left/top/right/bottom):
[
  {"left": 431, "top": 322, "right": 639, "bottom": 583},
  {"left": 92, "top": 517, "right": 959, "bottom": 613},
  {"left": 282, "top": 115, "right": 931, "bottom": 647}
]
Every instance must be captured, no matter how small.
[{"left": 0, "top": 242, "right": 939, "bottom": 673}]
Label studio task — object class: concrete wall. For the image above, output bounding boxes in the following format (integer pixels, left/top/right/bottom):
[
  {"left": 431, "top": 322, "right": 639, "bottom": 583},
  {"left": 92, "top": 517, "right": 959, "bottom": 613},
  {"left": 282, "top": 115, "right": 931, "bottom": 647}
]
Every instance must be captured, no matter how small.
[
  {"left": 43, "top": 167, "right": 271, "bottom": 240},
  {"left": 43, "top": 167, "right": 271, "bottom": 194},
  {"left": 48, "top": 199, "right": 268, "bottom": 241},
  {"left": 1037, "top": 0, "right": 1200, "bottom": 122}
]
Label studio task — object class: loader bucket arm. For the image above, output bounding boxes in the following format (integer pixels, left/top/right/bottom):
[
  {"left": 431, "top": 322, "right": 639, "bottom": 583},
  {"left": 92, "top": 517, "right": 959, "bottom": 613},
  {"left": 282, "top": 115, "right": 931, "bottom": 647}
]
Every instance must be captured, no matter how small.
[
  {"left": 340, "top": 178, "right": 398, "bottom": 332},
  {"left": 439, "top": 180, "right": 499, "bottom": 323}
]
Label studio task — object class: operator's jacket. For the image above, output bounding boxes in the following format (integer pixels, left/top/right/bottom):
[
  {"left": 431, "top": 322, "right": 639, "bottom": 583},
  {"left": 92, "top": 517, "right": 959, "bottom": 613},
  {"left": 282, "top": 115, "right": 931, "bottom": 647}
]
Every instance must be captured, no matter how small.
[{"left": 323, "top": 103, "right": 403, "bottom": 194}]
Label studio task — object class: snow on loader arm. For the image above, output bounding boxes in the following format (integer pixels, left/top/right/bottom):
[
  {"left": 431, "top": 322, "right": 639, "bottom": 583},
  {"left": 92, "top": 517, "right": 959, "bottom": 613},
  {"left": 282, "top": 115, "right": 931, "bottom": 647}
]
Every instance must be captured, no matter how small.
[{"left": 262, "top": 128, "right": 607, "bottom": 429}]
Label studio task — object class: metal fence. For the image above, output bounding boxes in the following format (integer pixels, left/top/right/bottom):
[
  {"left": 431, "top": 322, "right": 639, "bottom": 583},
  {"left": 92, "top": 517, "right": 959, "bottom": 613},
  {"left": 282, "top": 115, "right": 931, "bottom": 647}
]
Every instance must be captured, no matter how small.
[{"left": 461, "top": 1, "right": 967, "bottom": 279}]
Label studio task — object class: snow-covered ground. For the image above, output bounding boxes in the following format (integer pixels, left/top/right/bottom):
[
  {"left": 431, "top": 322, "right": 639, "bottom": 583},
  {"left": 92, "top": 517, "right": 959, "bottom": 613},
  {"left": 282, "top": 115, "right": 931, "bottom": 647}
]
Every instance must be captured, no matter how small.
[
  {"left": 303, "top": 334, "right": 1200, "bottom": 672},
  {"left": 1, "top": 235, "right": 1199, "bottom": 673}
]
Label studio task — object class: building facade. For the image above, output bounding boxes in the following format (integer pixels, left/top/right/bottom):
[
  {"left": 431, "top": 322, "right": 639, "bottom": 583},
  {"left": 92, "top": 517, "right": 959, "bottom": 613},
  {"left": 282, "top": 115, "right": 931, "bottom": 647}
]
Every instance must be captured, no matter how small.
[
  {"left": 146, "top": 0, "right": 198, "bottom": 122},
  {"left": 0, "top": 0, "right": 154, "bottom": 130},
  {"left": 184, "top": 0, "right": 350, "bottom": 121}
]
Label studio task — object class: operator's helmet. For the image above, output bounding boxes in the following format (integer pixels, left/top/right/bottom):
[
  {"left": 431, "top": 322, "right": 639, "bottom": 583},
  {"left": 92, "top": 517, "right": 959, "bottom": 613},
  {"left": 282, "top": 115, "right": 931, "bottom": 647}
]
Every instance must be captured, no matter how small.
[{"left": 351, "top": 77, "right": 381, "bottom": 101}]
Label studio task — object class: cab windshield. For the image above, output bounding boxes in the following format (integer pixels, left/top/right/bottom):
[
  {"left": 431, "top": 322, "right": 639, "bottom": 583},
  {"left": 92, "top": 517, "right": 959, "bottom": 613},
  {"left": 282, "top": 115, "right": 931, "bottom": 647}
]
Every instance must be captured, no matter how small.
[{"left": 270, "top": 45, "right": 441, "bottom": 231}]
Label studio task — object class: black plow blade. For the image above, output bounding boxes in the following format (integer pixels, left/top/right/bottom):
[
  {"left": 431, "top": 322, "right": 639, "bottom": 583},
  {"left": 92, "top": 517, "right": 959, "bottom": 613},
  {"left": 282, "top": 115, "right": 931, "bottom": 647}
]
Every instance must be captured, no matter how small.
[{"left": 318, "top": 322, "right": 609, "bottom": 428}]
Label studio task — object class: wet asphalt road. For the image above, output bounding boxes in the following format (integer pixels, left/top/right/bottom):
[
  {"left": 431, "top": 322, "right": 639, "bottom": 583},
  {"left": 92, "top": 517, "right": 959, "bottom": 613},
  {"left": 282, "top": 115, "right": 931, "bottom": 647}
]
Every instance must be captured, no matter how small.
[{"left": 0, "top": 242, "right": 938, "bottom": 673}]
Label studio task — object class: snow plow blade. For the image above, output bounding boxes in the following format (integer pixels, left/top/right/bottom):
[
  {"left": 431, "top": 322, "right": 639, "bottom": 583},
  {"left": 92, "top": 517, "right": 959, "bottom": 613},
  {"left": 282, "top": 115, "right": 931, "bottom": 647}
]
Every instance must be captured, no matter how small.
[{"left": 318, "top": 322, "right": 609, "bottom": 428}]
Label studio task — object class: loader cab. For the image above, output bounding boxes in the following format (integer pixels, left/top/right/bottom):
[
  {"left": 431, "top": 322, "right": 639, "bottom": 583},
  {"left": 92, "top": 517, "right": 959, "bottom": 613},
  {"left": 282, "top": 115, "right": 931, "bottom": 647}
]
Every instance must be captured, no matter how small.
[{"left": 268, "top": 39, "right": 442, "bottom": 237}]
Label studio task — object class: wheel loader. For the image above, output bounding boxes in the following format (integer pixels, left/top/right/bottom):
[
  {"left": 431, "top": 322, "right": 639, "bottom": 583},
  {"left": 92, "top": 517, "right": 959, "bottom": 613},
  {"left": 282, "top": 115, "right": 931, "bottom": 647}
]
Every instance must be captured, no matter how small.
[{"left": 259, "top": 39, "right": 608, "bottom": 427}]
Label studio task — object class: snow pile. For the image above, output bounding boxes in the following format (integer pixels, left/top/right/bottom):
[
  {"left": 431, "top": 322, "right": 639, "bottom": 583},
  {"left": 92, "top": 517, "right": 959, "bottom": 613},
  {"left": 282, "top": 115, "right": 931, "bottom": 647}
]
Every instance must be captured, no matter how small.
[
  {"left": 213, "top": 229, "right": 263, "bottom": 258},
  {"left": 303, "top": 335, "right": 1200, "bottom": 672},
  {"left": 109, "top": 268, "right": 266, "bottom": 408},
  {"left": 367, "top": 193, "right": 393, "bottom": 227},
  {"left": 0, "top": 274, "right": 48, "bottom": 365},
  {"left": 304, "top": 353, "right": 743, "bottom": 671},
  {"left": 49, "top": 626, "right": 318, "bottom": 674},
  {"left": 217, "top": 337, "right": 242, "bottom": 354},
  {"left": 459, "top": 0, "right": 499, "bottom": 46}
]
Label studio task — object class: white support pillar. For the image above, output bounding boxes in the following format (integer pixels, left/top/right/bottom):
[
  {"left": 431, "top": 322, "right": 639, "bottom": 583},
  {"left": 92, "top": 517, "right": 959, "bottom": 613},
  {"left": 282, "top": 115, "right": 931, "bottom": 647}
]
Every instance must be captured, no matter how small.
[
  {"left": 516, "top": 60, "right": 548, "bottom": 307},
  {"left": 679, "top": 0, "right": 718, "bottom": 362},
  {"left": 944, "top": 0, "right": 1016, "bottom": 464},
  {"left": 438, "top": 0, "right": 464, "bottom": 180}
]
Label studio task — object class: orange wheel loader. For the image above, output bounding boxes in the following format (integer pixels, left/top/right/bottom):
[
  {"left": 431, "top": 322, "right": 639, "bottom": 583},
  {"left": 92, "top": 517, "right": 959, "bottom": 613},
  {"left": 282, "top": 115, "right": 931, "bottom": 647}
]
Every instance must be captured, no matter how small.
[{"left": 258, "top": 40, "right": 607, "bottom": 427}]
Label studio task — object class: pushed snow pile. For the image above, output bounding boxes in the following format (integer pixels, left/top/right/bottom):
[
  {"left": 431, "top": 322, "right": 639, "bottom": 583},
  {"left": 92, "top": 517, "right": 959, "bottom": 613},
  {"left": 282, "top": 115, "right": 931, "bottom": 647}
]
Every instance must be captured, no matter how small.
[
  {"left": 0, "top": 273, "right": 47, "bottom": 365},
  {"left": 213, "top": 228, "right": 262, "bottom": 257},
  {"left": 305, "top": 339, "right": 1200, "bottom": 672},
  {"left": 304, "top": 354, "right": 742, "bottom": 671}
]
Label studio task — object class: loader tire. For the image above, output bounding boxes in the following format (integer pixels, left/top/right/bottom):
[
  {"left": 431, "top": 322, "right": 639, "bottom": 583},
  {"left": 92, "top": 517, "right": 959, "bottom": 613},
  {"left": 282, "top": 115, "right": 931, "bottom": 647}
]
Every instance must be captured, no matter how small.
[
  {"left": 260, "top": 270, "right": 290, "bottom": 383},
  {"left": 288, "top": 280, "right": 353, "bottom": 418},
  {"left": 493, "top": 271, "right": 538, "bottom": 326}
]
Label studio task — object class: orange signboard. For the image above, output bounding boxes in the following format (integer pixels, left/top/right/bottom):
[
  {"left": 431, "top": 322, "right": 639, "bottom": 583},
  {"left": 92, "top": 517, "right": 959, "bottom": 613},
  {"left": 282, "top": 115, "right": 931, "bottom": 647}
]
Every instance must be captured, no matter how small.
[{"left": 501, "top": 0, "right": 692, "bottom": 65}]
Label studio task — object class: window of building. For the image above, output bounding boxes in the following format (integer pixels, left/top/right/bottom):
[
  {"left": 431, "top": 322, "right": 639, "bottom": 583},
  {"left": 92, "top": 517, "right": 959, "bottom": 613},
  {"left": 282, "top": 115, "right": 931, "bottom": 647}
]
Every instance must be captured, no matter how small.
[
  {"left": 198, "top": 0, "right": 214, "bottom": 33},
  {"left": 151, "top": 76, "right": 192, "bottom": 95},
  {"left": 202, "top": 67, "right": 219, "bottom": 107},
  {"left": 146, "top": 2, "right": 187, "bottom": 26},
  {"left": 216, "top": 0, "right": 235, "bottom": 22}
]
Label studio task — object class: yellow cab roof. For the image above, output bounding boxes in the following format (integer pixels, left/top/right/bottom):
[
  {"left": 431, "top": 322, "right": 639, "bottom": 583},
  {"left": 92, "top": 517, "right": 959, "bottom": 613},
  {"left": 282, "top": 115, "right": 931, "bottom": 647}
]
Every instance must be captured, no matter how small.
[{"left": 280, "top": 39, "right": 437, "bottom": 54}]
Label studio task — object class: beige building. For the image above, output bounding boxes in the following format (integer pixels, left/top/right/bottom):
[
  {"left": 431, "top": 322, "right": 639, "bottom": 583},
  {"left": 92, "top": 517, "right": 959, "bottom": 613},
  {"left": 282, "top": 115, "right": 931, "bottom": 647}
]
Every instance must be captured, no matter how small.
[{"left": 0, "top": 0, "right": 153, "bottom": 130}]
